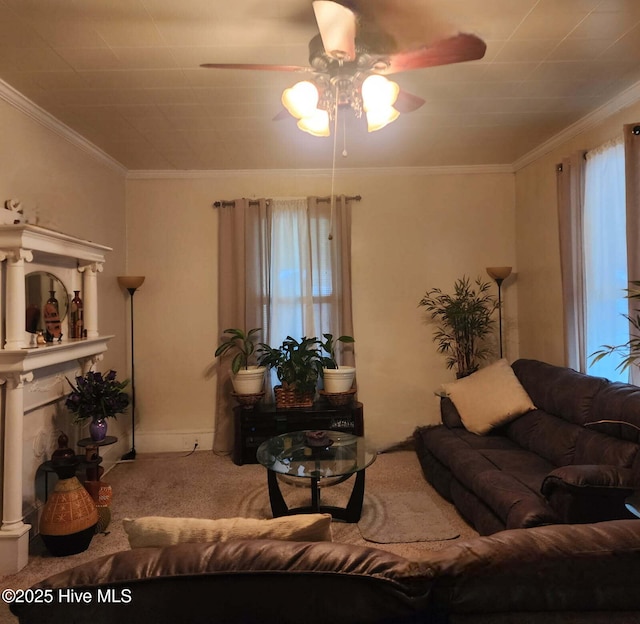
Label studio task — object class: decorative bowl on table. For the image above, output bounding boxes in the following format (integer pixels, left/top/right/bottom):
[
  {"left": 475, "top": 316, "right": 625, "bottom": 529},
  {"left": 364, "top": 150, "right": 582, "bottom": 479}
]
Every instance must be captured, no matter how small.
[{"left": 304, "top": 431, "right": 334, "bottom": 449}]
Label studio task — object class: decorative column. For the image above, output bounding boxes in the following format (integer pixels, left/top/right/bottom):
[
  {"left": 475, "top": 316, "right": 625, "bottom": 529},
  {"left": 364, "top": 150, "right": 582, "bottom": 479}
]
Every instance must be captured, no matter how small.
[
  {"left": 78, "top": 262, "right": 103, "bottom": 338},
  {"left": 0, "top": 372, "right": 34, "bottom": 575},
  {"left": 1, "top": 249, "right": 33, "bottom": 349}
]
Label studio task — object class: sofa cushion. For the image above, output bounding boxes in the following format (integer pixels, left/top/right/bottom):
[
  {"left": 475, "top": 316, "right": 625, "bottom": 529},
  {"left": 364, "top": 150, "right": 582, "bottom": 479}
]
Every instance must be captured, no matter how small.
[
  {"left": 588, "top": 381, "right": 640, "bottom": 443},
  {"left": 511, "top": 359, "right": 607, "bottom": 426},
  {"left": 442, "top": 359, "right": 535, "bottom": 435},
  {"left": 574, "top": 428, "right": 640, "bottom": 467},
  {"left": 123, "top": 514, "right": 332, "bottom": 548},
  {"left": 504, "top": 410, "right": 580, "bottom": 467}
]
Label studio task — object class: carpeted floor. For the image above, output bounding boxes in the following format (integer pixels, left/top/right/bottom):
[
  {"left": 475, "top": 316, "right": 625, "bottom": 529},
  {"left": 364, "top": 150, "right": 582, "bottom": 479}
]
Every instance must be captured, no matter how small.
[{"left": 0, "top": 449, "right": 477, "bottom": 623}]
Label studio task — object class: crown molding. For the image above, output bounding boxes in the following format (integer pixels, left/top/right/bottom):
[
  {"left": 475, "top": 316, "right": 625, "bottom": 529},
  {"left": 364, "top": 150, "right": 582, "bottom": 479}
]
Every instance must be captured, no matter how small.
[
  {"left": 126, "top": 163, "right": 514, "bottom": 180},
  {"left": 513, "top": 78, "right": 640, "bottom": 172},
  {"left": 0, "top": 79, "right": 127, "bottom": 177}
]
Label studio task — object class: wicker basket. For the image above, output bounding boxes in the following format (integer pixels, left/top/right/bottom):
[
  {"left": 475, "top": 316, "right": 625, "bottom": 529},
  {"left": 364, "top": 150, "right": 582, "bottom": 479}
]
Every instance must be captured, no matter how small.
[
  {"left": 274, "top": 385, "right": 315, "bottom": 409},
  {"left": 319, "top": 388, "right": 356, "bottom": 407},
  {"left": 231, "top": 391, "right": 265, "bottom": 409}
]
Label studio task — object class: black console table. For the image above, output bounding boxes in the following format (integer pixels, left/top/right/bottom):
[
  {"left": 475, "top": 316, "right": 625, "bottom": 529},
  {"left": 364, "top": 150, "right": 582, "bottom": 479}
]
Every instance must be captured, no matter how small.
[{"left": 233, "top": 400, "right": 364, "bottom": 465}]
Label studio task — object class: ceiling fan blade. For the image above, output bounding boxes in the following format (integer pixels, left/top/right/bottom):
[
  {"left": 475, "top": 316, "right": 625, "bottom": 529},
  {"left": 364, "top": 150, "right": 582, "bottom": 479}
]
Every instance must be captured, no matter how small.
[
  {"left": 273, "top": 109, "right": 291, "bottom": 121},
  {"left": 312, "top": 1, "right": 356, "bottom": 61},
  {"left": 376, "top": 33, "right": 486, "bottom": 75},
  {"left": 200, "top": 63, "right": 310, "bottom": 73},
  {"left": 394, "top": 89, "right": 425, "bottom": 113}
]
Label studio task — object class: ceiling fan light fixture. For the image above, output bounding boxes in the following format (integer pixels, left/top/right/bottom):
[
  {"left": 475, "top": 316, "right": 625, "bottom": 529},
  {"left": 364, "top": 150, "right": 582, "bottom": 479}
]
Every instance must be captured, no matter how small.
[
  {"left": 282, "top": 81, "right": 320, "bottom": 119},
  {"left": 361, "top": 75, "right": 400, "bottom": 112},
  {"left": 312, "top": 0, "right": 356, "bottom": 61},
  {"left": 366, "top": 106, "right": 400, "bottom": 132},
  {"left": 297, "top": 108, "right": 331, "bottom": 137}
]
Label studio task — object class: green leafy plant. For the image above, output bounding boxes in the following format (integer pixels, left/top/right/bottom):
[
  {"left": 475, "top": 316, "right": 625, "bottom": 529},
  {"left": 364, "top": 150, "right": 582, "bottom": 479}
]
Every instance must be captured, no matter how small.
[
  {"left": 65, "top": 370, "right": 129, "bottom": 423},
  {"left": 591, "top": 281, "right": 640, "bottom": 372},
  {"left": 215, "top": 328, "right": 262, "bottom": 375},
  {"left": 319, "top": 333, "right": 355, "bottom": 369},
  {"left": 257, "top": 336, "right": 324, "bottom": 394},
  {"left": 419, "top": 276, "right": 497, "bottom": 377}
]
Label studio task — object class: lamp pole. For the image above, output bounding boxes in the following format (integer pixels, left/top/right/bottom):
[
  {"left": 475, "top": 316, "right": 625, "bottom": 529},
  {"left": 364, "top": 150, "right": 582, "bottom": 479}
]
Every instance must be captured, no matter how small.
[
  {"left": 118, "top": 276, "right": 145, "bottom": 461},
  {"left": 486, "top": 267, "right": 512, "bottom": 359}
]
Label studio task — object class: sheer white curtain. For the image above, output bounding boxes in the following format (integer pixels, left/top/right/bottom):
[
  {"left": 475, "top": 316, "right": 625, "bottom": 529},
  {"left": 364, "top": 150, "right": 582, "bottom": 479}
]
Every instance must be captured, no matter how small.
[
  {"left": 268, "top": 198, "right": 317, "bottom": 347},
  {"left": 583, "top": 139, "right": 628, "bottom": 381}
]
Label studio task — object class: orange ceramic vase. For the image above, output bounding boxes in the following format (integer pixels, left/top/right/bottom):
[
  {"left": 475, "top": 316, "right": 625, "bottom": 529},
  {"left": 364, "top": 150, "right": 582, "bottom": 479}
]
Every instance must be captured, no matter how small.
[{"left": 39, "top": 459, "right": 98, "bottom": 556}]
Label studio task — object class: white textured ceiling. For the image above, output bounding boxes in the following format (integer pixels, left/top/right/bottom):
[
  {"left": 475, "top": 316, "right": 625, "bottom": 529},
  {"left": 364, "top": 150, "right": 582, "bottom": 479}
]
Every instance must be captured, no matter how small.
[{"left": 1, "top": 0, "right": 640, "bottom": 171}]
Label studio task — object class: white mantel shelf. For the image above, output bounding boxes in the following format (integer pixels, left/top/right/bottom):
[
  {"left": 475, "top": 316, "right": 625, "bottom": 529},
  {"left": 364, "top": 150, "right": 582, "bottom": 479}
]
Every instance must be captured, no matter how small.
[
  {"left": 0, "top": 222, "right": 113, "bottom": 575},
  {"left": 0, "top": 335, "right": 115, "bottom": 374},
  {"left": 0, "top": 224, "right": 112, "bottom": 263}
]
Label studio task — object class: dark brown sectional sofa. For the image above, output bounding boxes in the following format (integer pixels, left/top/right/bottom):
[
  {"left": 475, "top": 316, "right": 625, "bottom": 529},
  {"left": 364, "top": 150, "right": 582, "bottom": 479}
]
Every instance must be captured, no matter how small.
[
  {"left": 414, "top": 358, "right": 640, "bottom": 535},
  {"left": 11, "top": 520, "right": 640, "bottom": 623}
]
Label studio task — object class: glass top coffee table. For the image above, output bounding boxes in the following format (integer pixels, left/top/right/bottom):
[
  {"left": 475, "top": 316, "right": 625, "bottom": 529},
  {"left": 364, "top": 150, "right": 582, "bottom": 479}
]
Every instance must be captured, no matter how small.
[{"left": 256, "top": 430, "right": 377, "bottom": 523}]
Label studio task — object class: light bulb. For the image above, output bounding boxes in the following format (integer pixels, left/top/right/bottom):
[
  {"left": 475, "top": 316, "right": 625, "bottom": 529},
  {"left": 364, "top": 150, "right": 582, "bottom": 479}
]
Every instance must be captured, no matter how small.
[
  {"left": 297, "top": 109, "right": 330, "bottom": 137},
  {"left": 282, "top": 81, "right": 319, "bottom": 119},
  {"left": 361, "top": 75, "right": 400, "bottom": 112},
  {"left": 366, "top": 106, "right": 400, "bottom": 132}
]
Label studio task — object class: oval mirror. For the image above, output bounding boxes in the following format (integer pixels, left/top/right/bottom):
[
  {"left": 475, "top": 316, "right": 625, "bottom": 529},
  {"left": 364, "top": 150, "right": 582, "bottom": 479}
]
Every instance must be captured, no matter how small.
[{"left": 25, "top": 272, "right": 69, "bottom": 339}]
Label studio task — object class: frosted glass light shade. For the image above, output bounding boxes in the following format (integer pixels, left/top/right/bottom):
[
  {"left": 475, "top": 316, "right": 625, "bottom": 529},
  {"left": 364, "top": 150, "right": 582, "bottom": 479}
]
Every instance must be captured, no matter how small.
[
  {"left": 366, "top": 106, "right": 400, "bottom": 132},
  {"left": 362, "top": 75, "right": 400, "bottom": 111},
  {"left": 118, "top": 276, "right": 145, "bottom": 290},
  {"left": 282, "top": 81, "right": 319, "bottom": 119},
  {"left": 486, "top": 267, "right": 512, "bottom": 281},
  {"left": 312, "top": 0, "right": 356, "bottom": 61},
  {"left": 297, "top": 109, "right": 330, "bottom": 137}
]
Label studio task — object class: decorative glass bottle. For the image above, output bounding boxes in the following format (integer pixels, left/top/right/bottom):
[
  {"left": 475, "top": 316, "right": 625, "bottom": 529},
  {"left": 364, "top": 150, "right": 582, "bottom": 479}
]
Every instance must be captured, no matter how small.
[{"left": 70, "top": 290, "right": 83, "bottom": 339}]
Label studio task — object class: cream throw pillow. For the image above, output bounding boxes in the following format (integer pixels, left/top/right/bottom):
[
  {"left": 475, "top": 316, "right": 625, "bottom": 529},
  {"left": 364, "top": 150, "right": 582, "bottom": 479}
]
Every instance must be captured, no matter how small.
[
  {"left": 122, "top": 513, "right": 332, "bottom": 549},
  {"left": 442, "top": 359, "right": 535, "bottom": 435}
]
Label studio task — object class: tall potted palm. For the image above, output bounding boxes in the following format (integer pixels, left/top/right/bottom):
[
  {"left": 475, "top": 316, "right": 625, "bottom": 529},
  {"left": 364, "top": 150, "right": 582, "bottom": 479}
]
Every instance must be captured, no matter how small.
[{"left": 419, "top": 276, "right": 497, "bottom": 378}]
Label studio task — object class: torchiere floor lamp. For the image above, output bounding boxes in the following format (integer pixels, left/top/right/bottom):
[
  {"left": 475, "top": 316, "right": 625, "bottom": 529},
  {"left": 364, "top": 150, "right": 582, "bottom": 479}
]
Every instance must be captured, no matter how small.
[
  {"left": 118, "top": 276, "right": 145, "bottom": 461},
  {"left": 486, "top": 266, "right": 512, "bottom": 359}
]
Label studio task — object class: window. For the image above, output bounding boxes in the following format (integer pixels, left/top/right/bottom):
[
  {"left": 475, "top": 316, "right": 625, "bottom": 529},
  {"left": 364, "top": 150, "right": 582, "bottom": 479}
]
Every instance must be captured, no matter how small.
[
  {"left": 214, "top": 195, "right": 355, "bottom": 453},
  {"left": 583, "top": 141, "right": 627, "bottom": 381}
]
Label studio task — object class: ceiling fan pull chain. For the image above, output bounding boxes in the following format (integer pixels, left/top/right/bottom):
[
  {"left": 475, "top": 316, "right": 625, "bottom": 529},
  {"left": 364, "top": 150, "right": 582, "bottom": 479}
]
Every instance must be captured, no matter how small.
[
  {"left": 329, "top": 81, "right": 340, "bottom": 241},
  {"left": 342, "top": 112, "right": 348, "bottom": 158}
]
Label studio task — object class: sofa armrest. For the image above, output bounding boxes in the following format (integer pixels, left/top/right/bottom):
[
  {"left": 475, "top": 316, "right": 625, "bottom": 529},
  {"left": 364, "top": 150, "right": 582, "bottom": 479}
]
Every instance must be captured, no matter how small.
[{"left": 541, "top": 465, "right": 636, "bottom": 524}]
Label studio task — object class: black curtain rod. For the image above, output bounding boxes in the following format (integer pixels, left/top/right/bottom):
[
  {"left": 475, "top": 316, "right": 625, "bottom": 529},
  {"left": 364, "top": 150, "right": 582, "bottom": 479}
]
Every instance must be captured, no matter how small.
[{"left": 213, "top": 195, "right": 361, "bottom": 208}]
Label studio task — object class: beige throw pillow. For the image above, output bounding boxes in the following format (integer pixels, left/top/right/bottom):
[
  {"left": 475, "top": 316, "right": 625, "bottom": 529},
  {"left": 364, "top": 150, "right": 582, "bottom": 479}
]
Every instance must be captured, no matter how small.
[
  {"left": 442, "top": 359, "right": 535, "bottom": 435},
  {"left": 122, "top": 513, "right": 332, "bottom": 549}
]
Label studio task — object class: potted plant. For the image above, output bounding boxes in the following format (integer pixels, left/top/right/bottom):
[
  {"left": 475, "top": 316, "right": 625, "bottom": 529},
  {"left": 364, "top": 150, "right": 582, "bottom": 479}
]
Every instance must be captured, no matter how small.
[
  {"left": 319, "top": 333, "right": 356, "bottom": 393},
  {"left": 591, "top": 280, "right": 640, "bottom": 373},
  {"left": 418, "top": 275, "right": 497, "bottom": 378},
  {"left": 65, "top": 370, "right": 130, "bottom": 441},
  {"left": 257, "top": 336, "right": 324, "bottom": 408},
  {"left": 214, "top": 327, "right": 265, "bottom": 395}
]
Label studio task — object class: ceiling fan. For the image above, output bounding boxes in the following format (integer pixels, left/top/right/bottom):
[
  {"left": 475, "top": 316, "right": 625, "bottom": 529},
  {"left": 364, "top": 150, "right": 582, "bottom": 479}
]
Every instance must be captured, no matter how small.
[{"left": 201, "top": 1, "right": 486, "bottom": 136}]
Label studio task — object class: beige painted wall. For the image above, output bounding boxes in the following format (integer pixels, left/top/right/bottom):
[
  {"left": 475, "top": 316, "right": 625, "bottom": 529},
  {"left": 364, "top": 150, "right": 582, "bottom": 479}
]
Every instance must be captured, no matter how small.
[
  {"left": 0, "top": 96, "right": 128, "bottom": 528},
  {"left": 515, "top": 101, "right": 640, "bottom": 366},
  {"left": 126, "top": 169, "right": 517, "bottom": 451}
]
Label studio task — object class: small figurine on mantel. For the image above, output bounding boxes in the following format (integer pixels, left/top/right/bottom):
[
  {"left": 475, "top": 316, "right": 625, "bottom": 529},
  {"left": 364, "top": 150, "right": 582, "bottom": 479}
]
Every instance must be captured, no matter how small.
[
  {"left": 1, "top": 199, "right": 24, "bottom": 224},
  {"left": 43, "top": 300, "right": 62, "bottom": 342}
]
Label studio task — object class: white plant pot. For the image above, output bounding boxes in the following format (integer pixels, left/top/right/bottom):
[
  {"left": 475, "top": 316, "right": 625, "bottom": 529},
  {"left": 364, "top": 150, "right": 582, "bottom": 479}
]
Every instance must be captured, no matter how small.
[
  {"left": 231, "top": 366, "right": 266, "bottom": 395},
  {"left": 323, "top": 366, "right": 356, "bottom": 393}
]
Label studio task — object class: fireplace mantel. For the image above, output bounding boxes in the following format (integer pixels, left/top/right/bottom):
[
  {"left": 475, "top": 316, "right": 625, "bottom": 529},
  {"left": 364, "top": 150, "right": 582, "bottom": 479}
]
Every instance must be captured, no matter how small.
[{"left": 0, "top": 223, "right": 113, "bottom": 574}]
